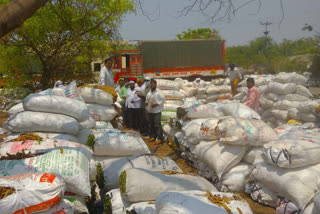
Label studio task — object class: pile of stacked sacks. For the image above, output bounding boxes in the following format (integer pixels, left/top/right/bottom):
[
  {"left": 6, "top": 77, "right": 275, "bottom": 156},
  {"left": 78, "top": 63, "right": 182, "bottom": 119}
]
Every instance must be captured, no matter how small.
[
  {"left": 163, "top": 96, "right": 320, "bottom": 213},
  {"left": 1, "top": 81, "right": 98, "bottom": 213},
  {"left": 236, "top": 72, "right": 320, "bottom": 127},
  {"left": 246, "top": 122, "right": 320, "bottom": 214},
  {"left": 156, "top": 79, "right": 185, "bottom": 123}
]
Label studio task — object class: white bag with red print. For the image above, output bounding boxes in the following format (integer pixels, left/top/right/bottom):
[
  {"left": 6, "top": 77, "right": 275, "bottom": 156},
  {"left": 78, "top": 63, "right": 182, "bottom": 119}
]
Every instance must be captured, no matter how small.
[{"left": 0, "top": 172, "right": 66, "bottom": 214}]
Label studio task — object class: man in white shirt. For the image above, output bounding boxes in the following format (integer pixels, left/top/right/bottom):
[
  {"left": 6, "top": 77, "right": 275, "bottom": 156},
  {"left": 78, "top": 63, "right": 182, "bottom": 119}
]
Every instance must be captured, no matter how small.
[
  {"left": 126, "top": 81, "right": 142, "bottom": 131},
  {"left": 192, "top": 77, "right": 206, "bottom": 88},
  {"left": 99, "top": 58, "right": 114, "bottom": 87},
  {"left": 225, "top": 63, "right": 243, "bottom": 96},
  {"left": 145, "top": 79, "right": 165, "bottom": 144},
  {"left": 115, "top": 78, "right": 124, "bottom": 95},
  {"left": 137, "top": 77, "right": 151, "bottom": 137}
]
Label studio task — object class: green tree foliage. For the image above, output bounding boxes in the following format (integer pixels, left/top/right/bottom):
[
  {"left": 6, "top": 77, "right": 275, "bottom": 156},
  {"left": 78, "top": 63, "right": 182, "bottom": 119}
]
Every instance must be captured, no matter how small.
[
  {"left": 226, "top": 36, "right": 317, "bottom": 74},
  {"left": 176, "top": 28, "right": 221, "bottom": 40},
  {"left": 0, "top": 0, "right": 135, "bottom": 88}
]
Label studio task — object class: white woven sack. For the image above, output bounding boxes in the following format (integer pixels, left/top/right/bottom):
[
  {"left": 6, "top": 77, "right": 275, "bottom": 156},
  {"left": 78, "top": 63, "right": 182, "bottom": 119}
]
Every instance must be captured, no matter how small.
[
  {"left": 106, "top": 189, "right": 131, "bottom": 214},
  {"left": 183, "top": 103, "right": 225, "bottom": 119},
  {"left": 95, "top": 155, "right": 181, "bottom": 190},
  {"left": 182, "top": 119, "right": 208, "bottom": 145},
  {"left": 0, "top": 172, "right": 66, "bottom": 214},
  {"left": 127, "top": 202, "right": 156, "bottom": 214},
  {"left": 157, "top": 79, "right": 180, "bottom": 90},
  {"left": 218, "top": 163, "right": 254, "bottom": 192},
  {"left": 206, "top": 85, "right": 231, "bottom": 95},
  {"left": 243, "top": 147, "right": 264, "bottom": 165},
  {"left": 182, "top": 87, "right": 197, "bottom": 97},
  {"left": 264, "top": 134, "right": 320, "bottom": 168},
  {"left": 0, "top": 138, "right": 92, "bottom": 156},
  {"left": 162, "top": 90, "right": 185, "bottom": 100},
  {"left": 216, "top": 117, "right": 277, "bottom": 146},
  {"left": 199, "top": 118, "right": 222, "bottom": 140},
  {"left": 120, "top": 168, "right": 217, "bottom": 202},
  {"left": 80, "top": 87, "right": 114, "bottom": 105},
  {"left": 222, "top": 102, "right": 261, "bottom": 120},
  {"left": 206, "top": 93, "right": 232, "bottom": 103},
  {"left": 197, "top": 88, "right": 207, "bottom": 94},
  {"left": 264, "top": 92, "right": 282, "bottom": 102},
  {"left": 86, "top": 104, "right": 117, "bottom": 121},
  {"left": 288, "top": 108, "right": 317, "bottom": 122},
  {"left": 260, "top": 97, "right": 274, "bottom": 109},
  {"left": 296, "top": 85, "right": 313, "bottom": 98},
  {"left": 273, "top": 73, "right": 307, "bottom": 85},
  {"left": 95, "top": 121, "right": 114, "bottom": 129},
  {"left": 297, "top": 100, "right": 319, "bottom": 113},
  {"left": 8, "top": 103, "right": 24, "bottom": 116},
  {"left": 245, "top": 182, "right": 277, "bottom": 208},
  {"left": 79, "top": 116, "right": 96, "bottom": 129},
  {"left": 5, "top": 111, "right": 79, "bottom": 135},
  {"left": 51, "top": 80, "right": 84, "bottom": 101},
  {"left": 93, "top": 131, "right": 150, "bottom": 156},
  {"left": 284, "top": 94, "right": 310, "bottom": 102},
  {"left": 164, "top": 103, "right": 180, "bottom": 111},
  {"left": 38, "top": 199, "right": 73, "bottom": 214},
  {"left": 194, "top": 141, "right": 247, "bottom": 178},
  {"left": 271, "top": 109, "right": 288, "bottom": 122},
  {"left": 34, "top": 132, "right": 79, "bottom": 142},
  {"left": 195, "top": 93, "right": 207, "bottom": 100},
  {"left": 155, "top": 191, "right": 253, "bottom": 214},
  {"left": 314, "top": 192, "right": 320, "bottom": 211},
  {"left": 0, "top": 149, "right": 91, "bottom": 196},
  {"left": 23, "top": 94, "right": 89, "bottom": 122},
  {"left": 251, "top": 162, "right": 320, "bottom": 210},
  {"left": 265, "top": 82, "right": 296, "bottom": 95},
  {"left": 303, "top": 203, "right": 319, "bottom": 214},
  {"left": 274, "top": 100, "right": 302, "bottom": 110}
]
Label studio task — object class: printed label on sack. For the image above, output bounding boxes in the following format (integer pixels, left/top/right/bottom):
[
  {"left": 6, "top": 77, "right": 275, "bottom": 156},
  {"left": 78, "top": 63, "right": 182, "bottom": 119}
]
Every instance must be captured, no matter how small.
[
  {"left": 40, "top": 173, "right": 56, "bottom": 183},
  {"left": 13, "top": 196, "right": 61, "bottom": 214}
]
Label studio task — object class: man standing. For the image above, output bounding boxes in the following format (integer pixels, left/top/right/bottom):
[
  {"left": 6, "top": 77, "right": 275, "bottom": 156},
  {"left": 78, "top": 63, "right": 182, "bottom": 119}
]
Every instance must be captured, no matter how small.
[
  {"left": 120, "top": 77, "right": 130, "bottom": 127},
  {"left": 115, "top": 78, "right": 124, "bottom": 94},
  {"left": 244, "top": 78, "right": 260, "bottom": 113},
  {"left": 225, "top": 64, "right": 243, "bottom": 96},
  {"left": 99, "top": 58, "right": 114, "bottom": 87},
  {"left": 145, "top": 79, "right": 165, "bottom": 144},
  {"left": 137, "top": 77, "right": 151, "bottom": 137},
  {"left": 192, "top": 77, "right": 206, "bottom": 88},
  {"left": 126, "top": 81, "right": 141, "bottom": 131}
]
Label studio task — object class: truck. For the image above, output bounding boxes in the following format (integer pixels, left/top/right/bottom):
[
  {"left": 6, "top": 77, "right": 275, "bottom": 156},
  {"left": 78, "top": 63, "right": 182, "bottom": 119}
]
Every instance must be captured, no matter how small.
[{"left": 111, "top": 39, "right": 225, "bottom": 82}]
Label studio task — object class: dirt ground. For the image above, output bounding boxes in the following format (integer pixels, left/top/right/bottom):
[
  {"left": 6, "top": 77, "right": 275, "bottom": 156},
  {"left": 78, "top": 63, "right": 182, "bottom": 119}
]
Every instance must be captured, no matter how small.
[{"left": 145, "top": 139, "right": 276, "bottom": 214}]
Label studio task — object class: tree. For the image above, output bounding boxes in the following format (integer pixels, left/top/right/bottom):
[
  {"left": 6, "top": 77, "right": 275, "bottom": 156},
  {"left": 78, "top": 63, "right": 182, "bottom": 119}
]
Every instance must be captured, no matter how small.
[
  {"left": 176, "top": 28, "right": 221, "bottom": 40},
  {"left": 0, "top": 0, "right": 48, "bottom": 38},
  {"left": 0, "top": 0, "right": 135, "bottom": 88},
  {"left": 302, "top": 24, "right": 320, "bottom": 79}
]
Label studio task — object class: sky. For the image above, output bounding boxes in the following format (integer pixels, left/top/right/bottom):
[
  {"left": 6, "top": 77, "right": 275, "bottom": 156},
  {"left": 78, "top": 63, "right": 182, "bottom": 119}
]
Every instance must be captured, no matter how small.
[{"left": 120, "top": 0, "right": 320, "bottom": 46}]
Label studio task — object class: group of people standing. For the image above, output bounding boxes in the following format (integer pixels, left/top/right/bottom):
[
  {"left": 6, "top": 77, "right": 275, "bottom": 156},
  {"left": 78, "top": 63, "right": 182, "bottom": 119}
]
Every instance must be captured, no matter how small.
[{"left": 99, "top": 58, "right": 165, "bottom": 144}]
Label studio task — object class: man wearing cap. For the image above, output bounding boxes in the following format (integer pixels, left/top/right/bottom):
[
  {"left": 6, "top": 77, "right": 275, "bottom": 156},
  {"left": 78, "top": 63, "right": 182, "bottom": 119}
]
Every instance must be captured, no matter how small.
[
  {"left": 193, "top": 77, "right": 206, "bottom": 88},
  {"left": 99, "top": 58, "right": 114, "bottom": 87},
  {"left": 145, "top": 79, "right": 166, "bottom": 144},
  {"left": 126, "top": 81, "right": 141, "bottom": 131}
]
